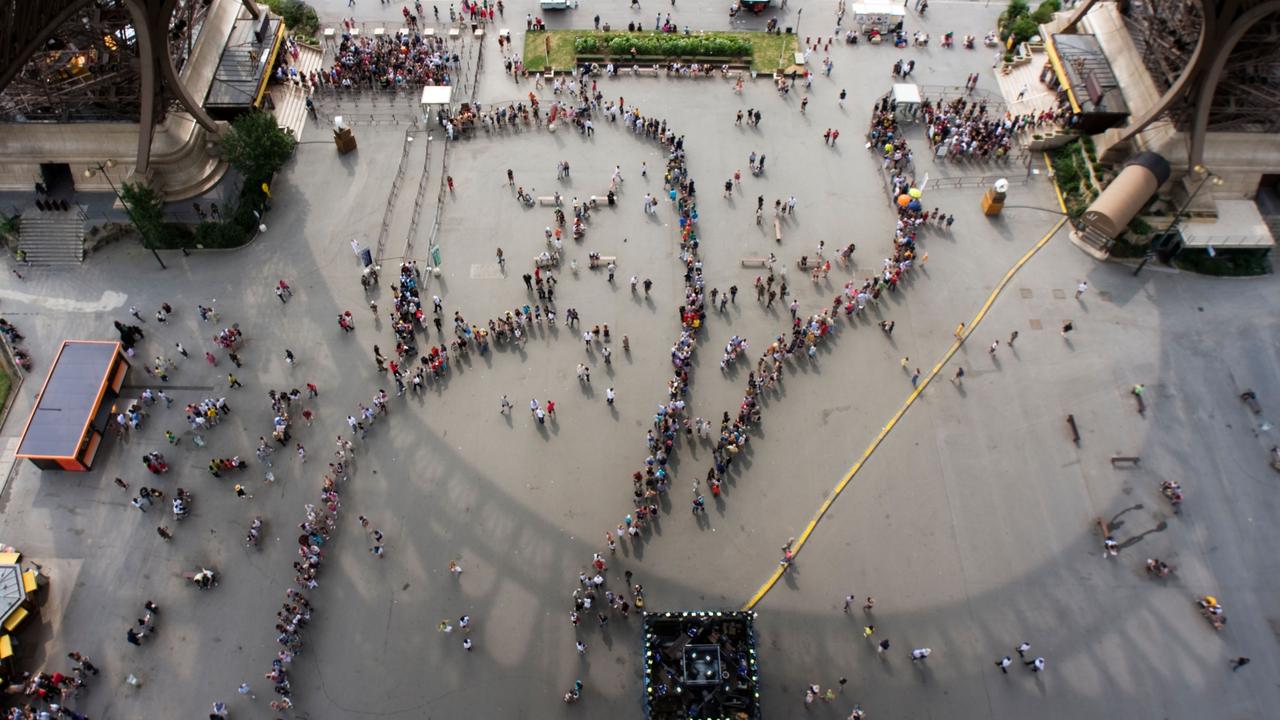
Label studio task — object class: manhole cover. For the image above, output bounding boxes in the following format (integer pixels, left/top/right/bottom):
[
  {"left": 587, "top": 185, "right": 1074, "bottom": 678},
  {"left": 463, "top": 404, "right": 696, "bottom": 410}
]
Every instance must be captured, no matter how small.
[
  {"left": 1019, "top": 288, "right": 1033, "bottom": 299},
  {"left": 1099, "top": 291, "right": 1113, "bottom": 302},
  {"left": 1029, "top": 319, "right": 1043, "bottom": 330},
  {"left": 1052, "top": 288, "right": 1067, "bottom": 299}
]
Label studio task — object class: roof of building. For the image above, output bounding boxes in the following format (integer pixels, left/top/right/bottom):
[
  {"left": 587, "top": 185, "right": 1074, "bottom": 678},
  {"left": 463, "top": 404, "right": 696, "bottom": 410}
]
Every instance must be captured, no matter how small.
[{"left": 16, "top": 341, "right": 122, "bottom": 460}]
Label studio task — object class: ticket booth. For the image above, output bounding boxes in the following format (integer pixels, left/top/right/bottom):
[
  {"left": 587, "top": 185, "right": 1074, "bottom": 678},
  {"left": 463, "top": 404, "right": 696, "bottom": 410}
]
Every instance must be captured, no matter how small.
[{"left": 15, "top": 341, "right": 130, "bottom": 471}]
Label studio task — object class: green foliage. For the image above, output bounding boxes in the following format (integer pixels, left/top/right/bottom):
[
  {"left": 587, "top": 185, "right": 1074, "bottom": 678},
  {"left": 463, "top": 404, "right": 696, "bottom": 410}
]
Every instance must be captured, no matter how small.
[
  {"left": 1008, "top": 17, "right": 1041, "bottom": 44},
  {"left": 0, "top": 214, "right": 18, "bottom": 239},
  {"left": 119, "top": 181, "right": 168, "bottom": 247},
  {"left": 265, "top": 0, "right": 320, "bottom": 41},
  {"left": 1030, "top": 0, "right": 1061, "bottom": 23},
  {"left": 219, "top": 111, "right": 297, "bottom": 187},
  {"left": 1127, "top": 217, "right": 1154, "bottom": 236},
  {"left": 1174, "top": 249, "right": 1272, "bottom": 277},
  {"left": 589, "top": 33, "right": 752, "bottom": 58},
  {"left": 1000, "top": 0, "right": 1053, "bottom": 43}
]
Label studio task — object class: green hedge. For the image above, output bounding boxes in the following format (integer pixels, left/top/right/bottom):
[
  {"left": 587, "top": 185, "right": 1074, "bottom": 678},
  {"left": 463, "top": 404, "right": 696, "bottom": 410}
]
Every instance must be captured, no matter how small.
[
  {"left": 574, "top": 33, "right": 751, "bottom": 58},
  {"left": 1174, "top": 249, "right": 1272, "bottom": 277}
]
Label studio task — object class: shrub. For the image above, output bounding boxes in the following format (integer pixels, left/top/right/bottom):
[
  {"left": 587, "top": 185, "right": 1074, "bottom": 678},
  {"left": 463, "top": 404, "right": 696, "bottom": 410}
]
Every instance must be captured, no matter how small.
[
  {"left": 1030, "top": 0, "right": 1061, "bottom": 23},
  {"left": 1008, "top": 17, "right": 1040, "bottom": 43},
  {"left": 1174, "top": 249, "right": 1272, "bottom": 277},
  {"left": 593, "top": 33, "right": 750, "bottom": 58},
  {"left": 265, "top": 0, "right": 320, "bottom": 41},
  {"left": 219, "top": 111, "right": 297, "bottom": 187}
]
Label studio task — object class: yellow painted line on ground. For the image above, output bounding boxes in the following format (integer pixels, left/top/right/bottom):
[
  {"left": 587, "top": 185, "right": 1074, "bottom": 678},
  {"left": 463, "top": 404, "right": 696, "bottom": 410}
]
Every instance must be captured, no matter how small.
[{"left": 741, "top": 155, "right": 1069, "bottom": 611}]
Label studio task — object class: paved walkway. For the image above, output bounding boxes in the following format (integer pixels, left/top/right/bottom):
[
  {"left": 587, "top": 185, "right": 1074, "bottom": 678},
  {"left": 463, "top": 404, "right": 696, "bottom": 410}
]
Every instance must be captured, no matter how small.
[{"left": 0, "top": 2, "right": 1278, "bottom": 719}]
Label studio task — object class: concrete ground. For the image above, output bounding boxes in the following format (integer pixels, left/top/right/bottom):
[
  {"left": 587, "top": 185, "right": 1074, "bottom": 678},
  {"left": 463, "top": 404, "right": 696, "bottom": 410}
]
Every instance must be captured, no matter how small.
[{"left": 0, "top": 1, "right": 1278, "bottom": 718}]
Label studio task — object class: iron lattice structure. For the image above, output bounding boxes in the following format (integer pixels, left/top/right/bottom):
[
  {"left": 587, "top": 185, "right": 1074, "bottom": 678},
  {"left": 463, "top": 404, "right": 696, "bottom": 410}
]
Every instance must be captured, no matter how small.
[
  {"left": 0, "top": 0, "right": 256, "bottom": 176},
  {"left": 1064, "top": 0, "right": 1280, "bottom": 166}
]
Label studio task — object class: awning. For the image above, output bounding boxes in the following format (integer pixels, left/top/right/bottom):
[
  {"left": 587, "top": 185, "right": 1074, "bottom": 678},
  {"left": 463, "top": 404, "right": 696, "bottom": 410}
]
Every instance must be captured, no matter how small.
[
  {"left": 1047, "top": 33, "right": 1129, "bottom": 118},
  {"left": 420, "top": 86, "right": 454, "bottom": 106},
  {"left": 892, "top": 83, "right": 921, "bottom": 105}
]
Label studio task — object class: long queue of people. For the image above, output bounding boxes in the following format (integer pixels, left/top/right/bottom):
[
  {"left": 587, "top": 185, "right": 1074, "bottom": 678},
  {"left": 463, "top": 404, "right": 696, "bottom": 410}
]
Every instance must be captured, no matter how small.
[{"left": 557, "top": 89, "right": 706, "bottom": 672}]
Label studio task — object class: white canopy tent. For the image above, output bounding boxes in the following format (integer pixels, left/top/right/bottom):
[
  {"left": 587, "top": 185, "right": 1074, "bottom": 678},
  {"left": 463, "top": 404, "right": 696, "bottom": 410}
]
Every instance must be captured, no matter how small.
[
  {"left": 892, "top": 83, "right": 922, "bottom": 122},
  {"left": 420, "top": 85, "right": 454, "bottom": 126}
]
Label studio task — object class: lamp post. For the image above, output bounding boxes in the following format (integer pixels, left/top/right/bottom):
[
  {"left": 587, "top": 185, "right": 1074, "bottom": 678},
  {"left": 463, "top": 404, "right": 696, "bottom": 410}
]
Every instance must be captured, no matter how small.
[
  {"left": 1133, "top": 164, "right": 1222, "bottom": 276},
  {"left": 84, "top": 159, "right": 166, "bottom": 270}
]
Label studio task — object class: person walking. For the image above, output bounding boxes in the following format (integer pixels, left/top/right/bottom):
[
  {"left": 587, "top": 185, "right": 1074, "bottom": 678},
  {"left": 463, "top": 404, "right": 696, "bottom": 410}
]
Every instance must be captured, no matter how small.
[
  {"left": 1025, "top": 656, "right": 1045, "bottom": 672},
  {"left": 1230, "top": 656, "right": 1251, "bottom": 671},
  {"left": 496, "top": 247, "right": 505, "bottom": 271},
  {"left": 1016, "top": 642, "right": 1031, "bottom": 658},
  {"left": 175, "top": 342, "right": 189, "bottom": 358},
  {"left": 952, "top": 367, "right": 965, "bottom": 385},
  {"left": 499, "top": 395, "right": 513, "bottom": 414},
  {"left": 911, "top": 368, "right": 921, "bottom": 388},
  {"left": 1061, "top": 321, "right": 1074, "bottom": 337},
  {"left": 995, "top": 656, "right": 1012, "bottom": 673},
  {"left": 157, "top": 526, "right": 173, "bottom": 540},
  {"left": 606, "top": 387, "right": 616, "bottom": 405},
  {"left": 1008, "top": 330, "right": 1019, "bottom": 346},
  {"left": 285, "top": 349, "right": 296, "bottom": 365},
  {"left": 910, "top": 648, "right": 932, "bottom": 661},
  {"left": 227, "top": 373, "right": 243, "bottom": 389},
  {"left": 988, "top": 340, "right": 999, "bottom": 355},
  {"left": 1075, "top": 280, "right": 1088, "bottom": 299}
]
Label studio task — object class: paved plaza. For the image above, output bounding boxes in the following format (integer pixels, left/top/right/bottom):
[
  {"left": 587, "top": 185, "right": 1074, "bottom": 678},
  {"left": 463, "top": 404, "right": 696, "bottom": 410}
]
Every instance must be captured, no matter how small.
[{"left": 1, "top": 1, "right": 1279, "bottom": 718}]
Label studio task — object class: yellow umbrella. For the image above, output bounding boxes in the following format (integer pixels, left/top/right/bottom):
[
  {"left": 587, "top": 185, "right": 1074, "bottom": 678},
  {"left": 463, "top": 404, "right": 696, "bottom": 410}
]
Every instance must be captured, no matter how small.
[{"left": 908, "top": 188, "right": 922, "bottom": 199}]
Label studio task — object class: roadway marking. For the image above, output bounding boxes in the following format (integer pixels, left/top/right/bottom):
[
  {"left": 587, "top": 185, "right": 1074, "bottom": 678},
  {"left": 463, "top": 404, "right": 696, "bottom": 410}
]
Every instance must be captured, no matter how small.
[
  {"left": 741, "top": 154, "right": 1069, "bottom": 610},
  {"left": 0, "top": 289, "right": 127, "bottom": 313}
]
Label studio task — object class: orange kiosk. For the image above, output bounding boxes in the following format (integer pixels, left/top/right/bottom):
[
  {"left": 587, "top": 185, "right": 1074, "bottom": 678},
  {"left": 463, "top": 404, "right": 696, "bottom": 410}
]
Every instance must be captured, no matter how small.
[{"left": 15, "top": 340, "right": 130, "bottom": 471}]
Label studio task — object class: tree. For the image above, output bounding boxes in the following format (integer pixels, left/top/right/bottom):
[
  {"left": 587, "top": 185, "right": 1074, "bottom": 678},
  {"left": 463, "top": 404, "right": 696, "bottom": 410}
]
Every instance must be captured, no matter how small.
[
  {"left": 119, "top": 181, "right": 166, "bottom": 244},
  {"left": 219, "top": 110, "right": 297, "bottom": 184}
]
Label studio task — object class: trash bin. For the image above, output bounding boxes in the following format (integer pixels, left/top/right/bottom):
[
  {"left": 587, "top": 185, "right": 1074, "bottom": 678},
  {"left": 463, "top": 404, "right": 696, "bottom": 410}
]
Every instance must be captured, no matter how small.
[{"left": 360, "top": 248, "right": 374, "bottom": 267}]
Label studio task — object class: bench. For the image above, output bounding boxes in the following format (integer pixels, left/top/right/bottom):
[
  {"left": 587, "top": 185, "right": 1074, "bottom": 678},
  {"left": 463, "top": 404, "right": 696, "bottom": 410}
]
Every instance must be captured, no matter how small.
[
  {"left": 1109, "top": 456, "right": 1141, "bottom": 467},
  {"left": 533, "top": 254, "right": 560, "bottom": 268},
  {"left": 633, "top": 66, "right": 660, "bottom": 77},
  {"left": 537, "top": 196, "right": 562, "bottom": 207},
  {"left": 21, "top": 570, "right": 37, "bottom": 594},
  {"left": 1066, "top": 414, "right": 1080, "bottom": 446},
  {"left": 741, "top": 257, "right": 769, "bottom": 268},
  {"left": 774, "top": 217, "right": 782, "bottom": 243},
  {"left": 589, "top": 255, "right": 617, "bottom": 268}
]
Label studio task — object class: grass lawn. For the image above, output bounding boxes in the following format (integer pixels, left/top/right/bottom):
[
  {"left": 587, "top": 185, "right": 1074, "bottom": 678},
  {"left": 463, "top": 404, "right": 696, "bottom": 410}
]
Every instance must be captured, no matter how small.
[
  {"left": 522, "top": 30, "right": 798, "bottom": 73},
  {"left": 0, "top": 362, "right": 12, "bottom": 417}
]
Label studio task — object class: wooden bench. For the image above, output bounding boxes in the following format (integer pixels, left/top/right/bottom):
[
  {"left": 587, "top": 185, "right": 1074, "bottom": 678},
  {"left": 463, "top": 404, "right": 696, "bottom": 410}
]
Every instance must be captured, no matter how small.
[
  {"left": 1109, "top": 456, "right": 1141, "bottom": 467},
  {"left": 0, "top": 635, "right": 11, "bottom": 660},
  {"left": 633, "top": 66, "right": 660, "bottom": 77},
  {"left": 774, "top": 217, "right": 782, "bottom": 243},
  {"left": 537, "top": 196, "right": 562, "bottom": 207},
  {"left": 589, "top": 255, "right": 617, "bottom": 268},
  {"left": 741, "top": 257, "right": 769, "bottom": 268},
  {"left": 21, "top": 570, "right": 37, "bottom": 594},
  {"left": 3, "top": 607, "right": 29, "bottom": 632}
]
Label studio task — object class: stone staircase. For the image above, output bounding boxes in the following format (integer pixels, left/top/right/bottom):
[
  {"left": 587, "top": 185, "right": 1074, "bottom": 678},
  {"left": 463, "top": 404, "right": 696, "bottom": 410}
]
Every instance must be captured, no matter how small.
[
  {"left": 17, "top": 209, "right": 86, "bottom": 266},
  {"left": 271, "top": 43, "right": 325, "bottom": 140}
]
